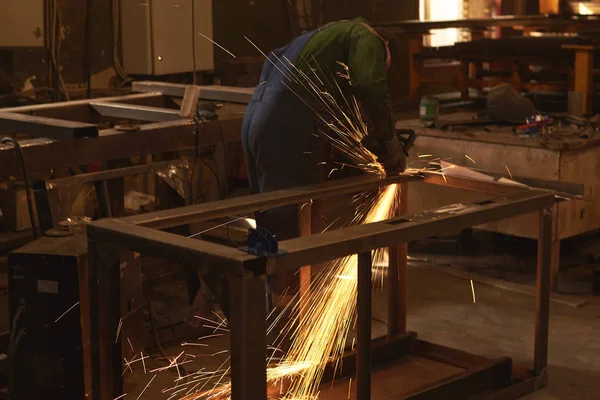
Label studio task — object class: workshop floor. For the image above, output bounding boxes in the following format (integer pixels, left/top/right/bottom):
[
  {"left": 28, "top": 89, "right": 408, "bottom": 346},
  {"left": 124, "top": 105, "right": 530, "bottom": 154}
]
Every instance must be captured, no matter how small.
[{"left": 123, "top": 262, "right": 600, "bottom": 400}]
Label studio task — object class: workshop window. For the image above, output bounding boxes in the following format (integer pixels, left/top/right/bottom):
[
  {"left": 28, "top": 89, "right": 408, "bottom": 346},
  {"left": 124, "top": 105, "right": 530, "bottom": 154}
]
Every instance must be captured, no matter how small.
[{"left": 420, "top": 0, "right": 463, "bottom": 47}]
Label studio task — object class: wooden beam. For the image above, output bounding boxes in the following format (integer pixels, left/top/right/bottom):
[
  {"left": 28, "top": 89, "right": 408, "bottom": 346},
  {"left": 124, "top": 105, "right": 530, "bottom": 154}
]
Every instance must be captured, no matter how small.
[{"left": 563, "top": 44, "right": 600, "bottom": 115}]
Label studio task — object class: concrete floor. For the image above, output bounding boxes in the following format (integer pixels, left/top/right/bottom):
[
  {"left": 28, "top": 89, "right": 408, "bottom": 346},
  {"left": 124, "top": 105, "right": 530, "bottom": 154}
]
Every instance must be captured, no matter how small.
[{"left": 123, "top": 263, "right": 600, "bottom": 399}]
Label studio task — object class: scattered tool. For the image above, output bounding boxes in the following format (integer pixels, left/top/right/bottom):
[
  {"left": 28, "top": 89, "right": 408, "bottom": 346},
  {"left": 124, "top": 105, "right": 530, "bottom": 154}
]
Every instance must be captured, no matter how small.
[{"left": 514, "top": 115, "right": 553, "bottom": 135}]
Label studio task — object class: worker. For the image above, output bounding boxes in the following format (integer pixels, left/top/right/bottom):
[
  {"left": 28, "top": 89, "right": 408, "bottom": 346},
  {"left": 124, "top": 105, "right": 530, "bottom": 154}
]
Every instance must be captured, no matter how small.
[{"left": 242, "top": 18, "right": 407, "bottom": 294}]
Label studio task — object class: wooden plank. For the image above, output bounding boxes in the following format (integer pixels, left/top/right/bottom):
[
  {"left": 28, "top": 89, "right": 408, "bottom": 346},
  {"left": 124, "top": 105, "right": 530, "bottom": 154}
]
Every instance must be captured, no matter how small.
[
  {"left": 0, "top": 115, "right": 242, "bottom": 179},
  {"left": 563, "top": 45, "right": 597, "bottom": 114},
  {"left": 0, "top": 112, "right": 99, "bottom": 140},
  {"left": 408, "top": 35, "right": 424, "bottom": 98},
  {"left": 557, "top": 146, "right": 600, "bottom": 239}
]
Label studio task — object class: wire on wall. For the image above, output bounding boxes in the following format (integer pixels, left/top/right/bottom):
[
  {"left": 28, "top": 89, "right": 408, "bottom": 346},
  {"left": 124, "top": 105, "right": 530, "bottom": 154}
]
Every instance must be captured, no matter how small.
[
  {"left": 112, "top": 0, "right": 132, "bottom": 85},
  {"left": 191, "top": 0, "right": 197, "bottom": 85},
  {"left": 49, "top": 0, "right": 70, "bottom": 101}
]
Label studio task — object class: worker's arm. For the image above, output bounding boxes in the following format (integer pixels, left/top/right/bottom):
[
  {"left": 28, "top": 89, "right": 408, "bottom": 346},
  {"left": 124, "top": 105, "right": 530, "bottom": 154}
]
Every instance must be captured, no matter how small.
[
  {"left": 348, "top": 27, "right": 405, "bottom": 171},
  {"left": 348, "top": 27, "right": 394, "bottom": 141}
]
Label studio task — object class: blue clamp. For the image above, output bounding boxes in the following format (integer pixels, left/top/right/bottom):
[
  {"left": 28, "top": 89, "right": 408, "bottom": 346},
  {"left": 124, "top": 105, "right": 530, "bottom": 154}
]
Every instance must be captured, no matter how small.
[{"left": 240, "top": 227, "right": 280, "bottom": 256}]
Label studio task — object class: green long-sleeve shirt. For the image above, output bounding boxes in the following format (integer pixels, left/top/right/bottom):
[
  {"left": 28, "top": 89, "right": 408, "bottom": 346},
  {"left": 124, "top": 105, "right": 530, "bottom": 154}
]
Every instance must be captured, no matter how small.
[{"left": 295, "top": 18, "right": 395, "bottom": 142}]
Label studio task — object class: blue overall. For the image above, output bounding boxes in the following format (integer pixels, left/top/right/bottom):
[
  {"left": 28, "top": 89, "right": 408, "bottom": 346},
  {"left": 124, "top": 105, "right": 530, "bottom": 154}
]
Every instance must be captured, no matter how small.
[{"left": 242, "top": 29, "right": 321, "bottom": 243}]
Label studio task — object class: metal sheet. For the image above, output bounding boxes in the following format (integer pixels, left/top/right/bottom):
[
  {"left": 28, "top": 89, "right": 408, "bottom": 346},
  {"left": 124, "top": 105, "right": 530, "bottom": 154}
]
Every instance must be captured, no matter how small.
[{"left": 0, "top": 112, "right": 99, "bottom": 140}]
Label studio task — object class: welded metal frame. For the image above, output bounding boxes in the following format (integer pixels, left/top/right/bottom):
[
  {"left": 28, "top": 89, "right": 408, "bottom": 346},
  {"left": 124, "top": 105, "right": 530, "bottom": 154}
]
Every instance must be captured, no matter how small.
[
  {"left": 0, "top": 88, "right": 241, "bottom": 180},
  {"left": 86, "top": 173, "right": 555, "bottom": 400}
]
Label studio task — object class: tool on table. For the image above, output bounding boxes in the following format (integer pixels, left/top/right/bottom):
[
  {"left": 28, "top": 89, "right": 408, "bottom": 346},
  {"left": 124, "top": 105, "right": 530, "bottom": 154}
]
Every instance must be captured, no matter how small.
[{"left": 514, "top": 115, "right": 553, "bottom": 135}]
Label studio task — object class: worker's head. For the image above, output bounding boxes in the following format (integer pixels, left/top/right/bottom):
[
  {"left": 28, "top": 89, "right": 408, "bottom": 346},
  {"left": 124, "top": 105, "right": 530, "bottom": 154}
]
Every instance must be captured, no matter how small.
[{"left": 373, "top": 27, "right": 400, "bottom": 73}]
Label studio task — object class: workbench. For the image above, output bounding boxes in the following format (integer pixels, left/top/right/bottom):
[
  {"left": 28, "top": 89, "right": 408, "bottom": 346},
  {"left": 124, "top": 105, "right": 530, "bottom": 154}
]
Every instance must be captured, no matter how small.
[
  {"left": 402, "top": 112, "right": 597, "bottom": 291},
  {"left": 377, "top": 15, "right": 600, "bottom": 110}
]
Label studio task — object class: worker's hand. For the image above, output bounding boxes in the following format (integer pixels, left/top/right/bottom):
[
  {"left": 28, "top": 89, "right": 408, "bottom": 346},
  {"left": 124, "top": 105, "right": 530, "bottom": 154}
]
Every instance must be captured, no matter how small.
[{"left": 364, "top": 136, "right": 406, "bottom": 173}]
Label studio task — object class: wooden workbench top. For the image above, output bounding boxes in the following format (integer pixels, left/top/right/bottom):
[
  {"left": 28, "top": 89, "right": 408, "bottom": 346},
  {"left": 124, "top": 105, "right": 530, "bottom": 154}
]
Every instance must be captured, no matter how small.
[{"left": 398, "top": 112, "right": 600, "bottom": 152}]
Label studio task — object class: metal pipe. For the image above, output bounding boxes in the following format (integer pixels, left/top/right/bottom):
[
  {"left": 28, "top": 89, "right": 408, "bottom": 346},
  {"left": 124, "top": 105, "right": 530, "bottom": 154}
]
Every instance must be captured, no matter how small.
[
  {"left": 535, "top": 207, "right": 552, "bottom": 378},
  {"left": 357, "top": 251, "right": 372, "bottom": 400}
]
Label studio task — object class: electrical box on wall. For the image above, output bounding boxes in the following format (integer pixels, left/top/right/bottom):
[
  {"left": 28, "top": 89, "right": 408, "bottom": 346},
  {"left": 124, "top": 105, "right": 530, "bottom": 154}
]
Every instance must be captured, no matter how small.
[
  {"left": 120, "top": 0, "right": 214, "bottom": 75},
  {"left": 0, "top": 0, "right": 45, "bottom": 48}
]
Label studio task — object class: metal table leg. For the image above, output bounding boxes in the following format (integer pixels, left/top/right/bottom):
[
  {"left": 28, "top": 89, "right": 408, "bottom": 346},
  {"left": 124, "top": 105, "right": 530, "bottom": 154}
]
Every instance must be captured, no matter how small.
[
  {"left": 229, "top": 274, "right": 267, "bottom": 400},
  {"left": 357, "top": 251, "right": 372, "bottom": 400}
]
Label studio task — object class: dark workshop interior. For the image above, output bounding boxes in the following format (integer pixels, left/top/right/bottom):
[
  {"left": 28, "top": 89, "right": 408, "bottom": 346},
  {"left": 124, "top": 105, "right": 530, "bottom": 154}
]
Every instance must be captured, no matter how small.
[{"left": 1, "top": 0, "right": 600, "bottom": 399}]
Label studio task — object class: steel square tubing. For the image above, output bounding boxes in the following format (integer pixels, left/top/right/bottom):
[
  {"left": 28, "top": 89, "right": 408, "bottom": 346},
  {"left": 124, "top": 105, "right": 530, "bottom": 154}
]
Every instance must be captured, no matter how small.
[
  {"left": 125, "top": 174, "right": 422, "bottom": 229},
  {"left": 0, "top": 112, "right": 99, "bottom": 140},
  {"left": 0, "top": 115, "right": 241, "bottom": 179},
  {"left": 87, "top": 219, "right": 257, "bottom": 277},
  {"left": 1, "top": 92, "right": 165, "bottom": 121},
  {"left": 90, "top": 102, "right": 185, "bottom": 122},
  {"left": 265, "top": 190, "right": 555, "bottom": 273}
]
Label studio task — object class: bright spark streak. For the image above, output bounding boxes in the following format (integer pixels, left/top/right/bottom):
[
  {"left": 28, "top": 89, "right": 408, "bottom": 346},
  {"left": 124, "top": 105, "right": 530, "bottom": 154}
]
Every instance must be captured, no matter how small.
[
  {"left": 197, "top": 33, "right": 237, "bottom": 59},
  {"left": 505, "top": 165, "right": 513, "bottom": 179},
  {"left": 465, "top": 154, "right": 476, "bottom": 164},
  {"left": 471, "top": 280, "right": 476, "bottom": 304},
  {"left": 115, "top": 318, "right": 123, "bottom": 343},
  {"left": 55, "top": 301, "right": 79, "bottom": 323},
  {"left": 113, "top": 394, "right": 127, "bottom": 400},
  {"left": 136, "top": 375, "right": 156, "bottom": 400},
  {"left": 188, "top": 216, "right": 249, "bottom": 239}
]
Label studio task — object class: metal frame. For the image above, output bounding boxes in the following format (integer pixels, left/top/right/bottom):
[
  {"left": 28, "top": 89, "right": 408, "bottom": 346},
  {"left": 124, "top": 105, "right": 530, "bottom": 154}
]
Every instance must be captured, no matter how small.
[
  {"left": 0, "top": 87, "right": 241, "bottom": 180},
  {"left": 86, "top": 173, "right": 556, "bottom": 400}
]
